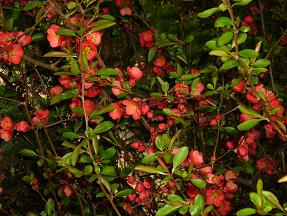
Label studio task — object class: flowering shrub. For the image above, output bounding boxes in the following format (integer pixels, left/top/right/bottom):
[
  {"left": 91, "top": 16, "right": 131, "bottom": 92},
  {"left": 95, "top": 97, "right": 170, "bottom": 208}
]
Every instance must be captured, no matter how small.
[{"left": 0, "top": 0, "right": 287, "bottom": 215}]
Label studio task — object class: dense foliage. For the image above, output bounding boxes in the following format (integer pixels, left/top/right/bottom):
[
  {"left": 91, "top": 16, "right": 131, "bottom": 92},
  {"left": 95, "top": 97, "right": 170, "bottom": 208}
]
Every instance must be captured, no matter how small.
[{"left": 0, "top": 0, "right": 287, "bottom": 215}]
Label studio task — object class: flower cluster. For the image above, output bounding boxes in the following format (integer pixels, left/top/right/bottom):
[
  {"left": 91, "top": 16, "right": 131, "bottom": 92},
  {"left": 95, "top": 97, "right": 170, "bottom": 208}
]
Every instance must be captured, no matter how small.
[
  {"left": 0, "top": 31, "right": 32, "bottom": 64},
  {"left": 0, "top": 117, "right": 30, "bottom": 142}
]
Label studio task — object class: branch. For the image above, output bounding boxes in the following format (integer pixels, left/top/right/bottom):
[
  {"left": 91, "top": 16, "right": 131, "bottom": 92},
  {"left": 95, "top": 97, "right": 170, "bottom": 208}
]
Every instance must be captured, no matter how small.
[{"left": 23, "top": 55, "right": 60, "bottom": 72}]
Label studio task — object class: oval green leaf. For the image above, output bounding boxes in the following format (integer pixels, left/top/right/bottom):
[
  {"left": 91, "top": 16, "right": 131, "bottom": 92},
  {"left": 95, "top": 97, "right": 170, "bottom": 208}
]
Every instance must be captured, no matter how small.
[
  {"left": 93, "top": 121, "right": 114, "bottom": 134},
  {"left": 172, "top": 147, "right": 189, "bottom": 173},
  {"left": 237, "top": 119, "right": 263, "bottom": 131},
  {"left": 191, "top": 179, "right": 206, "bottom": 189},
  {"left": 156, "top": 204, "right": 181, "bottom": 216},
  {"left": 236, "top": 208, "right": 256, "bottom": 216},
  {"left": 20, "top": 149, "right": 38, "bottom": 157},
  {"left": 218, "top": 31, "right": 233, "bottom": 46}
]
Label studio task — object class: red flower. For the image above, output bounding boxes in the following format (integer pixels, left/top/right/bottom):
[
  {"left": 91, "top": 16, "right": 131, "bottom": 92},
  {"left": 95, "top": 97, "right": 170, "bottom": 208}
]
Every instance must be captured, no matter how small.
[
  {"left": 15, "top": 32, "right": 32, "bottom": 46},
  {"left": 63, "top": 185, "right": 73, "bottom": 197},
  {"left": 205, "top": 188, "right": 225, "bottom": 207},
  {"left": 49, "top": 85, "right": 63, "bottom": 96},
  {"left": 280, "top": 37, "right": 287, "bottom": 46},
  {"left": 109, "top": 103, "right": 124, "bottom": 120},
  {"left": 264, "top": 123, "right": 276, "bottom": 138},
  {"left": 226, "top": 180, "right": 238, "bottom": 192},
  {"left": 2, "top": 44, "right": 24, "bottom": 64},
  {"left": 59, "top": 76, "right": 77, "bottom": 89},
  {"left": 16, "top": 121, "right": 30, "bottom": 133},
  {"left": 174, "top": 83, "right": 190, "bottom": 98},
  {"left": 232, "top": 80, "right": 245, "bottom": 93},
  {"left": 47, "top": 24, "right": 63, "bottom": 48},
  {"left": 122, "top": 99, "right": 142, "bottom": 120},
  {"left": 153, "top": 56, "right": 167, "bottom": 68},
  {"left": 84, "top": 99, "right": 96, "bottom": 115},
  {"left": 112, "top": 80, "right": 125, "bottom": 96},
  {"left": 139, "top": 30, "right": 154, "bottom": 49},
  {"left": 127, "top": 66, "right": 144, "bottom": 81},
  {"left": 1, "top": 116, "right": 14, "bottom": 130},
  {"left": 86, "top": 32, "right": 103, "bottom": 46},
  {"left": 0, "top": 129, "right": 13, "bottom": 141},
  {"left": 191, "top": 82, "right": 204, "bottom": 96},
  {"left": 120, "top": 7, "right": 133, "bottom": 16},
  {"left": 81, "top": 41, "right": 98, "bottom": 61},
  {"left": 188, "top": 150, "right": 204, "bottom": 167},
  {"left": 187, "top": 182, "right": 200, "bottom": 199},
  {"left": 34, "top": 109, "right": 49, "bottom": 120},
  {"left": 218, "top": 200, "right": 232, "bottom": 216},
  {"left": 0, "top": 32, "right": 14, "bottom": 47},
  {"left": 244, "top": 15, "right": 255, "bottom": 24}
]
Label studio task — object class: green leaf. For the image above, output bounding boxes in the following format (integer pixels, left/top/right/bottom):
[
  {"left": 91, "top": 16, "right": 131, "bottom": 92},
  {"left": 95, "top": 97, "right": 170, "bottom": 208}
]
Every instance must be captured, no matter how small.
[
  {"left": 155, "top": 134, "right": 170, "bottom": 151},
  {"left": 221, "top": 59, "right": 239, "bottom": 69},
  {"left": 206, "top": 40, "right": 218, "bottom": 49},
  {"left": 189, "top": 205, "right": 200, "bottom": 216},
  {"left": 218, "top": 31, "right": 233, "bottom": 46},
  {"left": 148, "top": 47, "right": 157, "bottom": 62},
  {"left": 237, "top": 119, "right": 263, "bottom": 131},
  {"left": 70, "top": 59, "right": 80, "bottom": 75},
  {"left": 63, "top": 132, "right": 79, "bottom": 140},
  {"left": 115, "top": 189, "right": 133, "bottom": 197},
  {"left": 155, "top": 204, "right": 181, "bottom": 216},
  {"left": 83, "top": 165, "right": 93, "bottom": 175},
  {"left": 198, "top": 7, "right": 220, "bottom": 18},
  {"left": 163, "top": 108, "right": 175, "bottom": 116},
  {"left": 254, "top": 59, "right": 271, "bottom": 68},
  {"left": 168, "top": 194, "right": 184, "bottom": 202},
  {"left": 257, "top": 179, "right": 263, "bottom": 198},
  {"left": 233, "top": 0, "right": 253, "bottom": 6},
  {"left": 263, "top": 191, "right": 281, "bottom": 207},
  {"left": 209, "top": 50, "right": 229, "bottom": 57},
  {"left": 186, "top": 34, "right": 194, "bottom": 43},
  {"left": 32, "top": 33, "right": 44, "bottom": 41},
  {"left": 43, "top": 51, "right": 72, "bottom": 58},
  {"left": 172, "top": 147, "right": 189, "bottom": 173},
  {"left": 90, "top": 105, "right": 115, "bottom": 116},
  {"left": 239, "top": 49, "right": 259, "bottom": 58},
  {"left": 191, "top": 179, "right": 206, "bottom": 189},
  {"left": 101, "top": 166, "right": 116, "bottom": 176},
  {"left": 215, "top": 17, "right": 233, "bottom": 28},
  {"left": 250, "top": 192, "right": 261, "bottom": 207},
  {"left": 93, "top": 121, "right": 114, "bottom": 134},
  {"left": 96, "top": 68, "right": 122, "bottom": 76},
  {"left": 142, "top": 154, "right": 158, "bottom": 164},
  {"left": 23, "top": 1, "right": 41, "bottom": 10},
  {"left": 151, "top": 93, "right": 163, "bottom": 98},
  {"left": 88, "top": 20, "right": 116, "bottom": 34},
  {"left": 45, "top": 199, "right": 55, "bottom": 215},
  {"left": 69, "top": 167, "right": 83, "bottom": 177},
  {"left": 71, "top": 144, "right": 82, "bottom": 166},
  {"left": 134, "top": 165, "right": 167, "bottom": 175},
  {"left": 203, "top": 206, "right": 214, "bottom": 216},
  {"left": 67, "top": 1, "right": 77, "bottom": 10},
  {"left": 236, "top": 208, "right": 256, "bottom": 216},
  {"left": 98, "top": 175, "right": 111, "bottom": 192},
  {"left": 20, "top": 149, "right": 38, "bottom": 157},
  {"left": 56, "top": 29, "right": 76, "bottom": 37},
  {"left": 74, "top": 120, "right": 83, "bottom": 132},
  {"left": 238, "top": 105, "right": 262, "bottom": 117},
  {"left": 101, "top": 147, "right": 116, "bottom": 160},
  {"left": 155, "top": 41, "right": 179, "bottom": 48},
  {"left": 194, "top": 194, "right": 205, "bottom": 211},
  {"left": 100, "top": 15, "right": 116, "bottom": 21},
  {"left": 232, "top": 33, "right": 247, "bottom": 47},
  {"left": 179, "top": 206, "right": 189, "bottom": 214}
]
